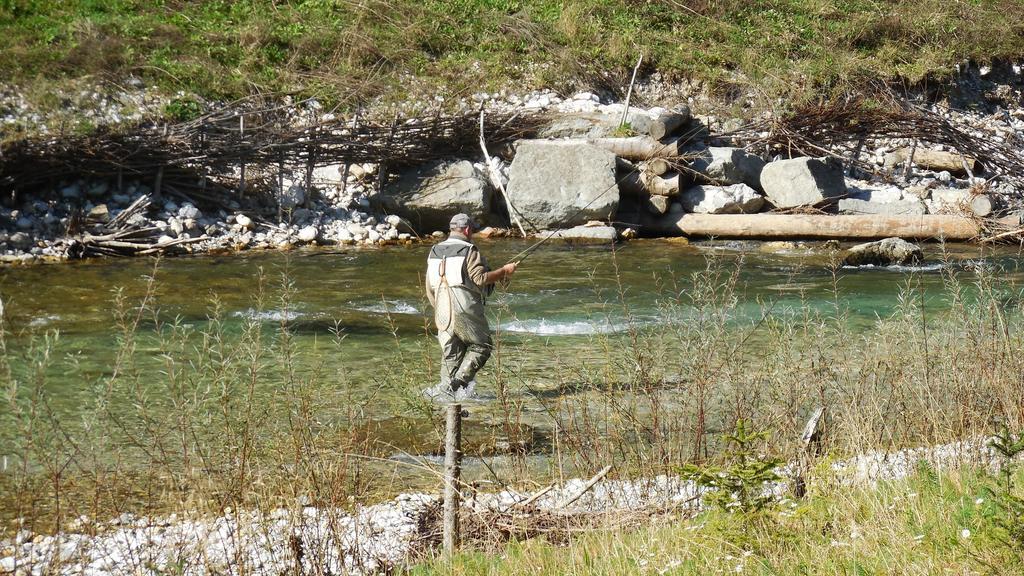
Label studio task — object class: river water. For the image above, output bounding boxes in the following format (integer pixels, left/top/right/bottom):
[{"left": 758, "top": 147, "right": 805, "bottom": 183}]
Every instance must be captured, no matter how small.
[{"left": 1, "top": 239, "right": 1021, "bottom": 457}]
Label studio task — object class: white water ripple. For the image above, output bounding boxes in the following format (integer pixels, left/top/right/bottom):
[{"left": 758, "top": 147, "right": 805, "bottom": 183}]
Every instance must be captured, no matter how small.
[
  {"left": 499, "top": 318, "right": 630, "bottom": 336},
  {"left": 232, "top": 308, "right": 304, "bottom": 322},
  {"left": 349, "top": 300, "right": 421, "bottom": 315},
  {"left": 842, "top": 263, "right": 944, "bottom": 273}
]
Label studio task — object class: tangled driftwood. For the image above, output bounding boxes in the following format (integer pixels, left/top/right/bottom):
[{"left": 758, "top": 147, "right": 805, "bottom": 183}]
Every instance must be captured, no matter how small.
[
  {"left": 0, "top": 101, "right": 544, "bottom": 207},
  {"left": 722, "top": 94, "right": 1024, "bottom": 189}
]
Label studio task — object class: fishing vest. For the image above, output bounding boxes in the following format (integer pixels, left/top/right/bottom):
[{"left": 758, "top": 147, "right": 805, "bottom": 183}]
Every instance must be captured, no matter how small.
[{"left": 426, "top": 237, "right": 479, "bottom": 297}]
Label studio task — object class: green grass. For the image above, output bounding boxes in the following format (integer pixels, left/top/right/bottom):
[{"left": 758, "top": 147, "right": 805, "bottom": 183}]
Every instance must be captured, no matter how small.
[
  {"left": 2, "top": 1, "right": 1024, "bottom": 115},
  {"left": 410, "top": 467, "right": 1024, "bottom": 575}
]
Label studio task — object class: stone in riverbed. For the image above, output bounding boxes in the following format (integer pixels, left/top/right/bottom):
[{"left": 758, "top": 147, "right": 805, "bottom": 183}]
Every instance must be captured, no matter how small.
[
  {"left": 86, "top": 204, "right": 110, "bottom": 223},
  {"left": 178, "top": 203, "right": 201, "bottom": 220},
  {"left": 506, "top": 140, "right": 618, "bottom": 228},
  {"left": 534, "top": 225, "right": 617, "bottom": 243},
  {"left": 378, "top": 160, "right": 491, "bottom": 232},
  {"left": 842, "top": 237, "right": 922, "bottom": 267},
  {"left": 760, "top": 157, "right": 846, "bottom": 208},
  {"left": 679, "top": 183, "right": 764, "bottom": 214},
  {"left": 9, "top": 232, "right": 31, "bottom": 249},
  {"left": 297, "top": 225, "right": 318, "bottom": 243},
  {"left": 235, "top": 214, "right": 254, "bottom": 230},
  {"left": 644, "top": 194, "right": 670, "bottom": 215},
  {"left": 690, "top": 147, "right": 766, "bottom": 191},
  {"left": 838, "top": 198, "right": 927, "bottom": 216}
]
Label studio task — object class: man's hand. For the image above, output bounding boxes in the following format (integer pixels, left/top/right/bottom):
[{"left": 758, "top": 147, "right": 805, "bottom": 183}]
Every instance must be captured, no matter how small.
[{"left": 484, "top": 261, "right": 518, "bottom": 285}]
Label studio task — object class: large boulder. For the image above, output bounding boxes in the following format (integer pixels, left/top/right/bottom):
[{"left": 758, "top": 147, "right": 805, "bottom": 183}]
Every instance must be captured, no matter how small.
[
  {"left": 539, "top": 105, "right": 691, "bottom": 140},
  {"left": 926, "top": 188, "right": 994, "bottom": 216},
  {"left": 842, "top": 237, "right": 923, "bottom": 267},
  {"left": 690, "top": 147, "right": 766, "bottom": 191},
  {"left": 679, "top": 184, "right": 764, "bottom": 214},
  {"left": 760, "top": 157, "right": 846, "bottom": 208},
  {"left": 837, "top": 198, "right": 927, "bottom": 216},
  {"left": 535, "top": 225, "right": 618, "bottom": 243},
  {"left": 377, "top": 160, "right": 491, "bottom": 232},
  {"left": 506, "top": 140, "right": 618, "bottom": 228}
]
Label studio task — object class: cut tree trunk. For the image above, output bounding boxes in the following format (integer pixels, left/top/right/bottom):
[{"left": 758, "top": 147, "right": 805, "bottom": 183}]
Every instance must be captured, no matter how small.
[
  {"left": 638, "top": 107, "right": 690, "bottom": 140},
  {"left": 641, "top": 158, "right": 671, "bottom": 176},
  {"left": 649, "top": 214, "right": 979, "bottom": 240},
  {"left": 888, "top": 147, "right": 980, "bottom": 175},
  {"left": 618, "top": 165, "right": 682, "bottom": 197},
  {"left": 586, "top": 136, "right": 680, "bottom": 160},
  {"left": 970, "top": 194, "right": 995, "bottom": 217}
]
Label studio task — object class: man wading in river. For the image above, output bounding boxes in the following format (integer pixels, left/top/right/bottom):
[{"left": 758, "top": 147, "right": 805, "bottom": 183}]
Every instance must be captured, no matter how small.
[{"left": 425, "top": 213, "right": 516, "bottom": 399}]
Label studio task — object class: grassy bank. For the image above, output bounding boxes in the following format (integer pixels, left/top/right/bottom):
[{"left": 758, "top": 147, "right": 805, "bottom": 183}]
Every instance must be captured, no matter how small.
[
  {"left": 413, "top": 465, "right": 1024, "bottom": 574},
  {"left": 2, "top": 1, "right": 1024, "bottom": 114}
]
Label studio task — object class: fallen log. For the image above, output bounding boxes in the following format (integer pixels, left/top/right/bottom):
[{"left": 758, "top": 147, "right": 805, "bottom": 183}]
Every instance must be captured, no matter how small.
[
  {"left": 640, "top": 158, "right": 671, "bottom": 176},
  {"left": 630, "top": 107, "right": 690, "bottom": 140},
  {"left": 586, "top": 136, "right": 679, "bottom": 160},
  {"left": 648, "top": 214, "right": 979, "bottom": 240},
  {"left": 617, "top": 158, "right": 683, "bottom": 198},
  {"left": 885, "top": 147, "right": 980, "bottom": 175},
  {"left": 969, "top": 194, "right": 995, "bottom": 217},
  {"left": 619, "top": 170, "right": 682, "bottom": 197}
]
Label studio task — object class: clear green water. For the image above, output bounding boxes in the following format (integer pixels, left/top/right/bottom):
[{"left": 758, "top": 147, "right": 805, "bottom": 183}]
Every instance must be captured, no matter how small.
[{"left": 1, "top": 239, "right": 1022, "bottom": 453}]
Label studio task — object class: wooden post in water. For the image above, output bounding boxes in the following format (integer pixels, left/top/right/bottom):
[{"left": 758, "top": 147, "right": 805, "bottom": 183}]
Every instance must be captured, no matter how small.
[{"left": 443, "top": 403, "right": 463, "bottom": 555}]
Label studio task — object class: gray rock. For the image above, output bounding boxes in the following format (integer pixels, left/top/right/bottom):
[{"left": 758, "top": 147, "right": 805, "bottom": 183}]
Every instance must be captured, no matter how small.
[
  {"left": 536, "top": 225, "right": 618, "bottom": 242},
  {"left": 838, "top": 198, "right": 927, "bottom": 216},
  {"left": 927, "top": 188, "right": 973, "bottom": 212},
  {"left": 644, "top": 194, "right": 670, "bottom": 215},
  {"left": 169, "top": 218, "right": 184, "bottom": 237},
  {"left": 60, "top": 185, "right": 81, "bottom": 199},
  {"left": 690, "top": 147, "right": 766, "bottom": 191},
  {"left": 235, "top": 214, "right": 254, "bottom": 230},
  {"left": 86, "top": 204, "right": 110, "bottom": 223},
  {"left": 9, "top": 232, "right": 31, "bottom": 249},
  {"left": 15, "top": 217, "right": 34, "bottom": 230},
  {"left": 178, "top": 203, "right": 201, "bottom": 220},
  {"left": 843, "top": 237, "right": 923, "bottom": 267},
  {"left": 379, "top": 160, "right": 492, "bottom": 232},
  {"left": 679, "top": 183, "right": 764, "bottom": 214},
  {"left": 506, "top": 141, "right": 618, "bottom": 228},
  {"left": 347, "top": 223, "right": 367, "bottom": 238},
  {"left": 539, "top": 106, "right": 690, "bottom": 139},
  {"left": 292, "top": 208, "right": 312, "bottom": 224},
  {"left": 760, "top": 157, "right": 846, "bottom": 208},
  {"left": 845, "top": 184, "right": 903, "bottom": 203},
  {"left": 297, "top": 225, "right": 318, "bottom": 242},
  {"left": 280, "top": 185, "right": 306, "bottom": 209}
]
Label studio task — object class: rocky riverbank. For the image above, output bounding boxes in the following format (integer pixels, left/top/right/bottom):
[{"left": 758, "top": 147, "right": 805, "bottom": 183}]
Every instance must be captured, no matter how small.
[
  {"left": 3, "top": 62, "right": 1024, "bottom": 264},
  {"left": 1, "top": 436, "right": 1013, "bottom": 576}
]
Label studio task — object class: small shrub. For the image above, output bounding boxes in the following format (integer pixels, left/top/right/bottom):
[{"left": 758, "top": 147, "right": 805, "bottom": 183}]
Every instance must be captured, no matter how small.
[
  {"left": 163, "top": 96, "right": 203, "bottom": 122},
  {"left": 681, "top": 419, "right": 784, "bottom": 516},
  {"left": 609, "top": 121, "right": 636, "bottom": 137},
  {"left": 983, "top": 425, "right": 1024, "bottom": 559}
]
